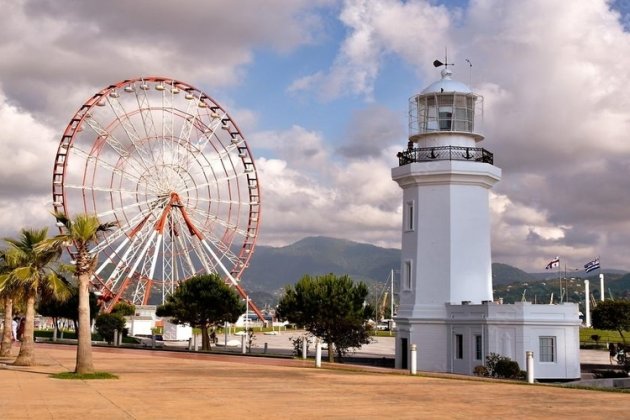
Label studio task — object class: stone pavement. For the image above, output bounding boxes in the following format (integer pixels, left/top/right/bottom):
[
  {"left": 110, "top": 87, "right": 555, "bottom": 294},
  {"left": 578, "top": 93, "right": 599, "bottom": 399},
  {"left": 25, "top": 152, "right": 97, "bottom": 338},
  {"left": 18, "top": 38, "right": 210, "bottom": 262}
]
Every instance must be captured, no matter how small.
[{"left": 0, "top": 343, "right": 628, "bottom": 419}]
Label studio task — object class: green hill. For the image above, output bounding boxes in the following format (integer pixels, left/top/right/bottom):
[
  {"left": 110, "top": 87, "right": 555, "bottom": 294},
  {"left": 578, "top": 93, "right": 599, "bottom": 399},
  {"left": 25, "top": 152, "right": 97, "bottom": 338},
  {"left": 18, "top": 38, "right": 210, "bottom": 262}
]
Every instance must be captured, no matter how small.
[
  {"left": 240, "top": 236, "right": 399, "bottom": 294},
  {"left": 239, "top": 236, "right": 629, "bottom": 307},
  {"left": 492, "top": 263, "right": 536, "bottom": 285}
]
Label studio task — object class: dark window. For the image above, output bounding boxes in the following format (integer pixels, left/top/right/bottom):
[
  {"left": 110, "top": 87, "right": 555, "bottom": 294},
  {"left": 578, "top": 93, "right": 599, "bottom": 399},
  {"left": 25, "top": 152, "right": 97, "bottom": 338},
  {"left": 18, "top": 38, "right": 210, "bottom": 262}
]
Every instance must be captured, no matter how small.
[
  {"left": 455, "top": 334, "right": 463, "bottom": 359},
  {"left": 474, "top": 335, "right": 482, "bottom": 360}
]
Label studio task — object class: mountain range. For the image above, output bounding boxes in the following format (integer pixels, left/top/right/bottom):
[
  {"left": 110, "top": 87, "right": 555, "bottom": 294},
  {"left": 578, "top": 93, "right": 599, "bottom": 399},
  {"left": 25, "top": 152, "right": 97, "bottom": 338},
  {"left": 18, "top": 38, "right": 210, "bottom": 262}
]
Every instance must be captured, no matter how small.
[{"left": 239, "top": 236, "right": 629, "bottom": 306}]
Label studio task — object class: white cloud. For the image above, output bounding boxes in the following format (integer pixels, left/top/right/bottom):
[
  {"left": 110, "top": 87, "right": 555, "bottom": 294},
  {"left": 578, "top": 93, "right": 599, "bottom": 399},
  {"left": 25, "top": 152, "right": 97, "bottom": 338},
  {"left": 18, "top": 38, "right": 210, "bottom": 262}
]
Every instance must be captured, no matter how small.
[
  {"left": 254, "top": 128, "right": 402, "bottom": 249},
  {"left": 290, "top": 0, "right": 452, "bottom": 100},
  {"left": 4, "top": 0, "right": 630, "bottom": 275},
  {"left": 288, "top": 0, "right": 630, "bottom": 271}
]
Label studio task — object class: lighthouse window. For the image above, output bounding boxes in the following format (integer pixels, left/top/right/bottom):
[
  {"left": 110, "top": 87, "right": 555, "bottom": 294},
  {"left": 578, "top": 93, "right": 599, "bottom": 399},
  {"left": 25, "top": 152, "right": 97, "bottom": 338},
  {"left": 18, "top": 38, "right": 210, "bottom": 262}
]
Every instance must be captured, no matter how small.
[
  {"left": 452, "top": 95, "right": 475, "bottom": 132},
  {"left": 438, "top": 95, "right": 454, "bottom": 131},
  {"left": 404, "top": 260, "right": 412, "bottom": 290},
  {"left": 438, "top": 110, "right": 452, "bottom": 130},
  {"left": 405, "top": 201, "right": 414, "bottom": 231},
  {"left": 422, "top": 96, "right": 439, "bottom": 131}
]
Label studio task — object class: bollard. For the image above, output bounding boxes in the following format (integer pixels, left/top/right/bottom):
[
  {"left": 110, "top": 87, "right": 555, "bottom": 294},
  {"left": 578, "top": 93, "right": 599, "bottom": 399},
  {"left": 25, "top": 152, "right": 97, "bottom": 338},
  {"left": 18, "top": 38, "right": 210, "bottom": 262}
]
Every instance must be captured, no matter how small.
[
  {"left": 194, "top": 334, "right": 199, "bottom": 352},
  {"left": 315, "top": 340, "right": 322, "bottom": 368},
  {"left": 410, "top": 344, "right": 417, "bottom": 375},
  {"left": 526, "top": 351, "right": 534, "bottom": 383},
  {"left": 264, "top": 342, "right": 268, "bottom": 354},
  {"left": 151, "top": 334, "right": 156, "bottom": 349},
  {"left": 241, "top": 335, "right": 246, "bottom": 354},
  {"left": 302, "top": 336, "right": 308, "bottom": 359},
  {"left": 188, "top": 337, "right": 193, "bottom": 351},
  {"left": 584, "top": 280, "right": 591, "bottom": 327},
  {"left": 114, "top": 329, "right": 119, "bottom": 347}
]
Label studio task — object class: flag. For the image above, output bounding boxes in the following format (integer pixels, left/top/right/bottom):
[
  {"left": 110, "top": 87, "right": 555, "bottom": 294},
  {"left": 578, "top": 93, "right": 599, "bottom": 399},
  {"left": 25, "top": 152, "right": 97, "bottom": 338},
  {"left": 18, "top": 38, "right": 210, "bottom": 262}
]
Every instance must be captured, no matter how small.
[
  {"left": 545, "top": 257, "right": 560, "bottom": 270},
  {"left": 584, "top": 258, "right": 600, "bottom": 273}
]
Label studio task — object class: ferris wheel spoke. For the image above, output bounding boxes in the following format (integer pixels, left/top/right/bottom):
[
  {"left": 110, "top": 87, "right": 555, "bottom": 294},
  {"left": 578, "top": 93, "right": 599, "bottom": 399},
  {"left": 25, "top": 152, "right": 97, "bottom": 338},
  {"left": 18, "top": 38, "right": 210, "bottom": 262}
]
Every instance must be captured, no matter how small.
[
  {"left": 187, "top": 206, "right": 248, "bottom": 237},
  {"left": 72, "top": 146, "right": 145, "bottom": 186},
  {"left": 100, "top": 225, "right": 155, "bottom": 293},
  {"left": 189, "top": 234, "right": 213, "bottom": 274},
  {"left": 95, "top": 195, "right": 165, "bottom": 219},
  {"left": 171, "top": 221, "right": 196, "bottom": 281},
  {"left": 90, "top": 205, "right": 161, "bottom": 256},
  {"left": 83, "top": 115, "right": 154, "bottom": 175},
  {"left": 133, "top": 82, "right": 159, "bottom": 153},
  {"left": 189, "top": 115, "right": 225, "bottom": 157},
  {"left": 193, "top": 196, "right": 249, "bottom": 206},
  {"left": 160, "top": 87, "right": 174, "bottom": 169},
  {"left": 177, "top": 173, "right": 249, "bottom": 195},
  {"left": 64, "top": 184, "right": 143, "bottom": 196},
  {"left": 204, "top": 232, "right": 243, "bottom": 267},
  {"left": 106, "top": 95, "right": 160, "bottom": 171},
  {"left": 199, "top": 238, "right": 240, "bottom": 287}
]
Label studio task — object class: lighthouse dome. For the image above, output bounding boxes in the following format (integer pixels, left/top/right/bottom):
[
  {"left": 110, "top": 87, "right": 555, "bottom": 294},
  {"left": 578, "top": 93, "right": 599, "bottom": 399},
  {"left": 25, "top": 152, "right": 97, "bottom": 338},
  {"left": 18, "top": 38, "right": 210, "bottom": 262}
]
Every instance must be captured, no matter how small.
[{"left": 421, "top": 68, "right": 472, "bottom": 94}]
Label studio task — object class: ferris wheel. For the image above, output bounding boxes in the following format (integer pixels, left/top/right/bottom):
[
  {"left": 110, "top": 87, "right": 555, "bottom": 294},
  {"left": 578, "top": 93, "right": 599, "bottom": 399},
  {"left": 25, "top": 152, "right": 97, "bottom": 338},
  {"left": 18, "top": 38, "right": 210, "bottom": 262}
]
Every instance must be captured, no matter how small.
[{"left": 52, "top": 76, "right": 262, "bottom": 318}]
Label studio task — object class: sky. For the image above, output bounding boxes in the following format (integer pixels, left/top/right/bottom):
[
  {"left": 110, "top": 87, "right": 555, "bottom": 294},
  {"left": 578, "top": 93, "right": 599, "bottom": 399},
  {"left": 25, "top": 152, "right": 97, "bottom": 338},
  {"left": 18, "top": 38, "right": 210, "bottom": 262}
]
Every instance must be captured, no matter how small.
[{"left": 1, "top": 0, "right": 630, "bottom": 272}]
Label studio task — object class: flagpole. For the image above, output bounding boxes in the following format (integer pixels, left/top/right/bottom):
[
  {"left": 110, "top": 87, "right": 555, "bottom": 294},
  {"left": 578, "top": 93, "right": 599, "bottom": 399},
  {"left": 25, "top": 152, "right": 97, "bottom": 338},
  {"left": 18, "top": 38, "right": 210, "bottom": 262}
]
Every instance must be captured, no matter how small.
[
  {"left": 597, "top": 255, "right": 606, "bottom": 302},
  {"left": 558, "top": 264, "right": 564, "bottom": 303}
]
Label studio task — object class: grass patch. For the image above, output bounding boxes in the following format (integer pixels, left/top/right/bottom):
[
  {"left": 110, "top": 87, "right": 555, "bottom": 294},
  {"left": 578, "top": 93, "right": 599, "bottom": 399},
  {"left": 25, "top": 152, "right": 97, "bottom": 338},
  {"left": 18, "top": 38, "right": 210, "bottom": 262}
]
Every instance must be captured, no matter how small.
[
  {"left": 580, "top": 328, "right": 628, "bottom": 345},
  {"left": 51, "top": 371, "right": 118, "bottom": 380}
]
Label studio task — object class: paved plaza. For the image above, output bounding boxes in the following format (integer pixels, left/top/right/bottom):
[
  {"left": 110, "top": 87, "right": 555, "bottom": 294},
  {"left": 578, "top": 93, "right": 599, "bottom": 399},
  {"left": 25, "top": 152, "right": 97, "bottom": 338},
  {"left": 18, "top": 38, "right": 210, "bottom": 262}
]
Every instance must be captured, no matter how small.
[{"left": 0, "top": 340, "right": 628, "bottom": 419}]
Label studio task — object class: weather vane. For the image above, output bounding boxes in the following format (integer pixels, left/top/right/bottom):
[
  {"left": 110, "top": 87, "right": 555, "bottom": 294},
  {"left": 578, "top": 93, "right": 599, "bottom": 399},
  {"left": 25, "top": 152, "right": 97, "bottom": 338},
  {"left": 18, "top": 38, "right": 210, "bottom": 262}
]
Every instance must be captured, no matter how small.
[{"left": 433, "top": 47, "right": 453, "bottom": 69}]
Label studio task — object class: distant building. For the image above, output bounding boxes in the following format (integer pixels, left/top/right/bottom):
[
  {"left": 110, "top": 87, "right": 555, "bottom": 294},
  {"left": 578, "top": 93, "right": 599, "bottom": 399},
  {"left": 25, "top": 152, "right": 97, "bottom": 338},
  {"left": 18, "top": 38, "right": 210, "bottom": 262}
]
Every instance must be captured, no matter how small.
[{"left": 391, "top": 64, "right": 580, "bottom": 379}]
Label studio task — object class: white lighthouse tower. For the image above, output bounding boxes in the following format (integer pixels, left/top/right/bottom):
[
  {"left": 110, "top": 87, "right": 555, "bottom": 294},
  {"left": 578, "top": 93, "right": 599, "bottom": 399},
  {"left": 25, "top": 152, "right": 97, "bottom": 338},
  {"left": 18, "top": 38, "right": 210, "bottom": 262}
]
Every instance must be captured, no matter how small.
[{"left": 392, "top": 63, "right": 580, "bottom": 379}]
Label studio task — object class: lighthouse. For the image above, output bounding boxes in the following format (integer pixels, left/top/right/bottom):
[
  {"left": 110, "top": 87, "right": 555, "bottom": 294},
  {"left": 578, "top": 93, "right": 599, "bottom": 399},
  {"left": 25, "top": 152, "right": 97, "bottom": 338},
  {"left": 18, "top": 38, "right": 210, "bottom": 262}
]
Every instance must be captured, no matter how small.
[{"left": 392, "top": 63, "right": 580, "bottom": 379}]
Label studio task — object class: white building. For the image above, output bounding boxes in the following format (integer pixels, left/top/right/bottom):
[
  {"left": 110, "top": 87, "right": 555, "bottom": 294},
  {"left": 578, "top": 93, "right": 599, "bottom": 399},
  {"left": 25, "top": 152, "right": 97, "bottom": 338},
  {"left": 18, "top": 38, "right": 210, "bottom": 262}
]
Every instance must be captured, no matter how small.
[
  {"left": 125, "top": 305, "right": 157, "bottom": 336},
  {"left": 391, "top": 65, "right": 580, "bottom": 380}
]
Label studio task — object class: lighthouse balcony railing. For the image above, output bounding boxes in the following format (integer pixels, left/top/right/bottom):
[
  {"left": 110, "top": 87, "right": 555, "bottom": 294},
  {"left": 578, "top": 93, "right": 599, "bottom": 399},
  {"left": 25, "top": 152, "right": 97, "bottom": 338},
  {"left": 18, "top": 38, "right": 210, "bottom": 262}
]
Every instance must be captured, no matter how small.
[{"left": 397, "top": 145, "right": 493, "bottom": 166}]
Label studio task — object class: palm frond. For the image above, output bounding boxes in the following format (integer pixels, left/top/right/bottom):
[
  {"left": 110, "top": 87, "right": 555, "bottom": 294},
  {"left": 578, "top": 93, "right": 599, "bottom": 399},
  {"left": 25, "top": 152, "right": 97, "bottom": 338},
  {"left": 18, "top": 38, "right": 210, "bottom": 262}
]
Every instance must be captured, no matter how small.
[
  {"left": 44, "top": 271, "right": 72, "bottom": 301},
  {"left": 98, "top": 221, "right": 118, "bottom": 232},
  {"left": 52, "top": 211, "right": 72, "bottom": 230}
]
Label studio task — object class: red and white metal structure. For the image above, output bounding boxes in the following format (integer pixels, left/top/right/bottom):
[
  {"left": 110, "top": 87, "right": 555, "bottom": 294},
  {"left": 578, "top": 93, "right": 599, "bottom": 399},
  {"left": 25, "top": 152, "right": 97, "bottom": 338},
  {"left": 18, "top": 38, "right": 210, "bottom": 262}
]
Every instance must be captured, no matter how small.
[{"left": 52, "top": 77, "right": 263, "bottom": 319}]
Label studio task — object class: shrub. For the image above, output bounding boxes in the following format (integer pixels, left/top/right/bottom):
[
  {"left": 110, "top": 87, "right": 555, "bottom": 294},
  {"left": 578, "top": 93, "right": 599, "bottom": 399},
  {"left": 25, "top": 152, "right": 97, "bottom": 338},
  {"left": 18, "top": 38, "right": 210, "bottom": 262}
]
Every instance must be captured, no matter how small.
[
  {"left": 485, "top": 353, "right": 509, "bottom": 377},
  {"left": 494, "top": 359, "right": 521, "bottom": 379},
  {"left": 473, "top": 365, "right": 489, "bottom": 377},
  {"left": 289, "top": 334, "right": 311, "bottom": 356},
  {"left": 95, "top": 313, "right": 126, "bottom": 344},
  {"left": 483, "top": 353, "right": 524, "bottom": 379}
]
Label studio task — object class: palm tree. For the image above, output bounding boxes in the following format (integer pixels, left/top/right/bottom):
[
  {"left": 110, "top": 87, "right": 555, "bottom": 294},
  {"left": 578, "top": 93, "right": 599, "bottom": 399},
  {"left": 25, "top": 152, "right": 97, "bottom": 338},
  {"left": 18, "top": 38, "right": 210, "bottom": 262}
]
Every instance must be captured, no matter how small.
[
  {"left": 40, "top": 213, "right": 115, "bottom": 374},
  {"left": 0, "top": 249, "right": 21, "bottom": 357},
  {"left": 1, "top": 228, "right": 69, "bottom": 366}
]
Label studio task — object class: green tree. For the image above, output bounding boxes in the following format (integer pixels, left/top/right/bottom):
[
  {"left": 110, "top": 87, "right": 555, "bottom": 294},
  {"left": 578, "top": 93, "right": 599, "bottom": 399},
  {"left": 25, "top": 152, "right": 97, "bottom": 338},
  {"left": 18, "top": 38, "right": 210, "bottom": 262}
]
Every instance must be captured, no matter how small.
[
  {"left": 94, "top": 313, "right": 126, "bottom": 344},
  {"left": 0, "top": 228, "right": 70, "bottom": 366},
  {"left": 40, "top": 213, "right": 116, "bottom": 374},
  {"left": 277, "top": 273, "right": 373, "bottom": 362},
  {"left": 111, "top": 301, "right": 135, "bottom": 316},
  {"left": 156, "top": 274, "right": 245, "bottom": 350},
  {"left": 592, "top": 299, "right": 630, "bottom": 346},
  {"left": 37, "top": 287, "right": 99, "bottom": 338}
]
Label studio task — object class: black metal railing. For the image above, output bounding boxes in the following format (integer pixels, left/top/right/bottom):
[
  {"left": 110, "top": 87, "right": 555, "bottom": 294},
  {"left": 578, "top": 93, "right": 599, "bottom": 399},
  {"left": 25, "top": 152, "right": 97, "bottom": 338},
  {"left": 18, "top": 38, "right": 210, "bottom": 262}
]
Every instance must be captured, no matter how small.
[{"left": 397, "top": 145, "right": 493, "bottom": 166}]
